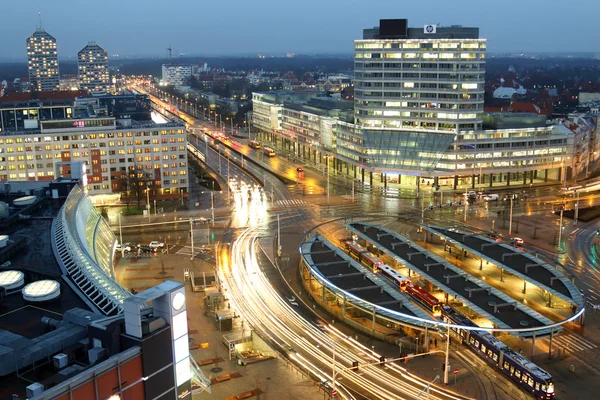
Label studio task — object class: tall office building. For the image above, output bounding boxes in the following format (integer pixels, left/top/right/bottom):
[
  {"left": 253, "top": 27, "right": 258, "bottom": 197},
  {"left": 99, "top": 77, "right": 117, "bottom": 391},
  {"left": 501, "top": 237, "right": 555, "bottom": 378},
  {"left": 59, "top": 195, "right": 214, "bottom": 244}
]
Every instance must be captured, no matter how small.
[
  {"left": 78, "top": 42, "right": 110, "bottom": 93},
  {"left": 253, "top": 19, "right": 574, "bottom": 189},
  {"left": 27, "top": 28, "right": 60, "bottom": 91},
  {"left": 355, "top": 19, "right": 485, "bottom": 132}
]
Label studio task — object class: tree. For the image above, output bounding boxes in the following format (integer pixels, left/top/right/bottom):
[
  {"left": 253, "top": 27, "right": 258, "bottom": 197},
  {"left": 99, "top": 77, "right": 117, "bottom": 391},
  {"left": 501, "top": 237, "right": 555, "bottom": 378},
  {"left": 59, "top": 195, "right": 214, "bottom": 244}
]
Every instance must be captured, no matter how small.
[{"left": 115, "top": 164, "right": 156, "bottom": 208}]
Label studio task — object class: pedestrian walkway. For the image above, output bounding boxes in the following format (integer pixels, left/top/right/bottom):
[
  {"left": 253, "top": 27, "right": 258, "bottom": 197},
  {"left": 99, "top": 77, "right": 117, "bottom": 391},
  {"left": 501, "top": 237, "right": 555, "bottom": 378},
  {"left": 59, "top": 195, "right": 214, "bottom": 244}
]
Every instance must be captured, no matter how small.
[
  {"left": 175, "top": 245, "right": 204, "bottom": 258},
  {"left": 541, "top": 333, "right": 598, "bottom": 353},
  {"left": 275, "top": 199, "right": 307, "bottom": 207}
]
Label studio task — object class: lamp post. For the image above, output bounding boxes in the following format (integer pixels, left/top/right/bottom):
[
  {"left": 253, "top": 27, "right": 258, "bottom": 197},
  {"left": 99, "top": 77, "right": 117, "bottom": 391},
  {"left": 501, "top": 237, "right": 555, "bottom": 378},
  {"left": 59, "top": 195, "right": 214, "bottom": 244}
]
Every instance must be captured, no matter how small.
[
  {"left": 189, "top": 218, "right": 194, "bottom": 261},
  {"left": 443, "top": 332, "right": 450, "bottom": 385},
  {"left": 146, "top": 188, "right": 151, "bottom": 223},
  {"left": 509, "top": 194, "right": 514, "bottom": 235},
  {"left": 574, "top": 189, "right": 580, "bottom": 225},
  {"left": 118, "top": 213, "right": 124, "bottom": 257},
  {"left": 558, "top": 207, "right": 564, "bottom": 250}
]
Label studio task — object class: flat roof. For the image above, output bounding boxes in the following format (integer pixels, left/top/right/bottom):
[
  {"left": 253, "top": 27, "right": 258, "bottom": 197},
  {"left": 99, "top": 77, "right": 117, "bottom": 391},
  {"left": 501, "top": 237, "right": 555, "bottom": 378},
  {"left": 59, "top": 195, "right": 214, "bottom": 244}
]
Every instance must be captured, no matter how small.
[
  {"left": 347, "top": 222, "right": 556, "bottom": 337},
  {"left": 302, "top": 235, "right": 434, "bottom": 324},
  {"left": 423, "top": 225, "right": 582, "bottom": 308}
]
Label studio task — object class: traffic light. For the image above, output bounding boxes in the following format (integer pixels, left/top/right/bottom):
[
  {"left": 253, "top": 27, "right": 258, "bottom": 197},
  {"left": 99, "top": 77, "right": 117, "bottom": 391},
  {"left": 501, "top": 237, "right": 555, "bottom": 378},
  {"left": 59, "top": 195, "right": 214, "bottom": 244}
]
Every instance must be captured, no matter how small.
[
  {"left": 379, "top": 356, "right": 386, "bottom": 366},
  {"left": 351, "top": 361, "right": 359, "bottom": 372},
  {"left": 441, "top": 363, "right": 445, "bottom": 371}
]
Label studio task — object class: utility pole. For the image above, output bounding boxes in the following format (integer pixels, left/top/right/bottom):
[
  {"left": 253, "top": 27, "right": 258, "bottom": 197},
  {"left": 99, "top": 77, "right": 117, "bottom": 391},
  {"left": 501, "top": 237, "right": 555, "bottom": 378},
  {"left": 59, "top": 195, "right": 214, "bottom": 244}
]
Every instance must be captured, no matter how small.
[{"left": 351, "top": 181, "right": 355, "bottom": 202}]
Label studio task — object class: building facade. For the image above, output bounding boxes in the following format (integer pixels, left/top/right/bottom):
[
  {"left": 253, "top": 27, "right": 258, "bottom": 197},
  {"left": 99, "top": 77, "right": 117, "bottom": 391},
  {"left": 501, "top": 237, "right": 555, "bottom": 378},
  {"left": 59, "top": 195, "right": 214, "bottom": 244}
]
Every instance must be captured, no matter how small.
[
  {"left": 252, "top": 19, "right": 577, "bottom": 189},
  {"left": 0, "top": 93, "right": 188, "bottom": 199},
  {"left": 161, "top": 64, "right": 193, "bottom": 87},
  {"left": 27, "top": 29, "right": 60, "bottom": 92},
  {"left": 77, "top": 42, "right": 110, "bottom": 93}
]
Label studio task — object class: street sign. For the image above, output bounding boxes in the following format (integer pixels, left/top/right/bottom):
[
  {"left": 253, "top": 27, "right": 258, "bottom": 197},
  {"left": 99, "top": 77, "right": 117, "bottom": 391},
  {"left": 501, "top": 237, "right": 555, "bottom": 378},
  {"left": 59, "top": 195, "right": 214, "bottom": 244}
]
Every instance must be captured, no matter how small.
[
  {"left": 453, "top": 369, "right": 458, "bottom": 375},
  {"left": 331, "top": 389, "right": 337, "bottom": 398}
]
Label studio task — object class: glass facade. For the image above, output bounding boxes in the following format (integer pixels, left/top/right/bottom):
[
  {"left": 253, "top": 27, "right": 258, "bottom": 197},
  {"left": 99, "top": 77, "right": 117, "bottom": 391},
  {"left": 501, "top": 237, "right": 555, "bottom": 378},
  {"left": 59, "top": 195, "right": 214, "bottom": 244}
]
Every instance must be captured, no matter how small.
[{"left": 56, "top": 185, "right": 130, "bottom": 314}]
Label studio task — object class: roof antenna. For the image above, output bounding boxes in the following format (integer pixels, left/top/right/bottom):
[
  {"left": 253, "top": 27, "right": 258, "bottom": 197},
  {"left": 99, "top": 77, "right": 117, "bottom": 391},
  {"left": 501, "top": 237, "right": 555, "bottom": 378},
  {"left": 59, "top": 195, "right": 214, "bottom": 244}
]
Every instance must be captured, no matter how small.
[{"left": 38, "top": 11, "right": 43, "bottom": 30}]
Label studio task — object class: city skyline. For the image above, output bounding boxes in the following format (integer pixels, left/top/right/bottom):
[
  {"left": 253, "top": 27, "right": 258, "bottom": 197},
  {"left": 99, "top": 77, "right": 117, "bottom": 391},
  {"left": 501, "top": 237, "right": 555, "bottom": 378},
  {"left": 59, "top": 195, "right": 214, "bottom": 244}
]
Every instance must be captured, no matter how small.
[{"left": 0, "top": 0, "right": 599, "bottom": 61}]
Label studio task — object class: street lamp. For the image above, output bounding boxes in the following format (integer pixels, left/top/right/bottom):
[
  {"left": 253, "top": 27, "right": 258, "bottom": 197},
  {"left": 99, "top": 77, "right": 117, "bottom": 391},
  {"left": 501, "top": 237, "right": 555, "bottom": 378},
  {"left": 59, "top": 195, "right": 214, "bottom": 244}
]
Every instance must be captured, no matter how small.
[
  {"left": 118, "top": 213, "right": 124, "bottom": 257},
  {"left": 508, "top": 194, "right": 514, "bottom": 235}
]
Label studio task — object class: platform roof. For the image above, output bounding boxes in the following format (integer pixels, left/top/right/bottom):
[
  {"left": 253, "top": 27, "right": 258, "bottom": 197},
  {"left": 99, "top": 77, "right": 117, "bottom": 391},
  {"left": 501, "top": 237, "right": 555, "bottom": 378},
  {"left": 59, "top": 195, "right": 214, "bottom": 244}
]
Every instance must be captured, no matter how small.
[
  {"left": 346, "top": 222, "right": 556, "bottom": 337},
  {"left": 423, "top": 225, "right": 582, "bottom": 308}
]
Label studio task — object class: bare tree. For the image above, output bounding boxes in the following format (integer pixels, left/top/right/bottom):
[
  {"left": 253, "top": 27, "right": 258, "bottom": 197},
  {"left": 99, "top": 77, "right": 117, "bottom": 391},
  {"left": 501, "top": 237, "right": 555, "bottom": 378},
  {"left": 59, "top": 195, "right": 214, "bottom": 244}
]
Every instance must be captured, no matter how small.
[{"left": 115, "top": 164, "right": 156, "bottom": 208}]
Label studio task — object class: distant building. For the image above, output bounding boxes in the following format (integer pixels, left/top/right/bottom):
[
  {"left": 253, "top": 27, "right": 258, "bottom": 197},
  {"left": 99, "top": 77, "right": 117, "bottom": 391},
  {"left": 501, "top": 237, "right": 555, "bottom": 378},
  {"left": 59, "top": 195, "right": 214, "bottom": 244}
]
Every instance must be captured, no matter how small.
[
  {"left": 27, "top": 28, "right": 59, "bottom": 91},
  {"left": 161, "top": 64, "right": 193, "bottom": 87},
  {"left": 59, "top": 74, "right": 79, "bottom": 91},
  {"left": 77, "top": 42, "right": 110, "bottom": 94},
  {"left": 580, "top": 92, "right": 600, "bottom": 105}
]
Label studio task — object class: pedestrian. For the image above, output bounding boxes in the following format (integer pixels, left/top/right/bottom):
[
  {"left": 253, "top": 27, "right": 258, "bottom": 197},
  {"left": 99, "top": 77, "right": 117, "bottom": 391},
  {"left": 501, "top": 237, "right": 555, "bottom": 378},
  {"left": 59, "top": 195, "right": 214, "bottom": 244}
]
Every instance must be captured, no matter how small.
[{"left": 434, "top": 338, "right": 438, "bottom": 347}]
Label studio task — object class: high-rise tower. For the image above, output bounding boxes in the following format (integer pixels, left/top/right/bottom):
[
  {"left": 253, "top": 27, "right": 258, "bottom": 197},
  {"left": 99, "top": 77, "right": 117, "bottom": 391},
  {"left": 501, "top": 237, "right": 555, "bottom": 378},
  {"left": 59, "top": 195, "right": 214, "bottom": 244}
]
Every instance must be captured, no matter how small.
[
  {"left": 78, "top": 42, "right": 110, "bottom": 93},
  {"left": 27, "top": 23, "right": 59, "bottom": 92}
]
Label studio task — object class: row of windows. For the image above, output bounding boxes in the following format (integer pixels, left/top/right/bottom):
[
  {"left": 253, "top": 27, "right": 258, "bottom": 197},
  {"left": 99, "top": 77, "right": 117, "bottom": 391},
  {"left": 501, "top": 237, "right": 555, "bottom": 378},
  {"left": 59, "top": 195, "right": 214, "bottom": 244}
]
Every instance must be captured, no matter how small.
[
  {"left": 355, "top": 41, "right": 486, "bottom": 50},
  {"left": 0, "top": 131, "right": 184, "bottom": 145},
  {"left": 356, "top": 52, "right": 486, "bottom": 60}
]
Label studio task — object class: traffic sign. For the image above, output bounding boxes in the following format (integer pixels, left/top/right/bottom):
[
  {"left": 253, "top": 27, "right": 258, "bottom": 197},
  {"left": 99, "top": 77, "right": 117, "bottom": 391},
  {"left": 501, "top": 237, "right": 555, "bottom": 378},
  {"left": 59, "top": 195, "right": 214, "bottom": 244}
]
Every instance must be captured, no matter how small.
[
  {"left": 453, "top": 369, "right": 458, "bottom": 375},
  {"left": 331, "top": 389, "right": 337, "bottom": 398}
]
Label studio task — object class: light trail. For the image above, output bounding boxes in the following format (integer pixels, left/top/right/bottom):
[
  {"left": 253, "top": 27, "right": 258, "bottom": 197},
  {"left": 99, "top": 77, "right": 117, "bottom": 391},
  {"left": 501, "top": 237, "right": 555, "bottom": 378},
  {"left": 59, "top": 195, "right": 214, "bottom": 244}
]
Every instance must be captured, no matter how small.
[{"left": 218, "top": 226, "right": 474, "bottom": 400}]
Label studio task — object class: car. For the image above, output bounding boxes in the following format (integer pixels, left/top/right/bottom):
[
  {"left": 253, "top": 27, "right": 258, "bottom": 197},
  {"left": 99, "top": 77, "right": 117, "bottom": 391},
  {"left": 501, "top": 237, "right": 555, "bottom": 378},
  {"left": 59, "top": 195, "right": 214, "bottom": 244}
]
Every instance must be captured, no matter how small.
[
  {"left": 483, "top": 194, "right": 499, "bottom": 201},
  {"left": 149, "top": 241, "right": 165, "bottom": 249},
  {"left": 139, "top": 245, "right": 157, "bottom": 253},
  {"left": 464, "top": 190, "right": 477, "bottom": 198},
  {"left": 296, "top": 167, "right": 304, "bottom": 172},
  {"left": 116, "top": 243, "right": 131, "bottom": 252},
  {"left": 511, "top": 237, "right": 524, "bottom": 246}
]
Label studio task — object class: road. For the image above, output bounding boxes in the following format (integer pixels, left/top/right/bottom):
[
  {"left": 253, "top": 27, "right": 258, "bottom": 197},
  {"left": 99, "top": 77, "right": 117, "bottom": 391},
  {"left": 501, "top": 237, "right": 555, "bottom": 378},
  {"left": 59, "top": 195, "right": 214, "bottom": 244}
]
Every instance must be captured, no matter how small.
[{"left": 220, "top": 226, "right": 473, "bottom": 400}]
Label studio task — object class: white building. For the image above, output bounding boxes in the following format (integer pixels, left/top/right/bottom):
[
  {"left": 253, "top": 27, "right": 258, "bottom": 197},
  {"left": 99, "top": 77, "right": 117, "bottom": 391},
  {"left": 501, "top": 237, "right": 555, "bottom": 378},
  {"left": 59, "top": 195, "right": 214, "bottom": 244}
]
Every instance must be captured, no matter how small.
[
  {"left": 27, "top": 28, "right": 59, "bottom": 91},
  {"left": 161, "top": 64, "right": 193, "bottom": 87},
  {"left": 78, "top": 42, "right": 110, "bottom": 94},
  {"left": 252, "top": 19, "right": 577, "bottom": 189}
]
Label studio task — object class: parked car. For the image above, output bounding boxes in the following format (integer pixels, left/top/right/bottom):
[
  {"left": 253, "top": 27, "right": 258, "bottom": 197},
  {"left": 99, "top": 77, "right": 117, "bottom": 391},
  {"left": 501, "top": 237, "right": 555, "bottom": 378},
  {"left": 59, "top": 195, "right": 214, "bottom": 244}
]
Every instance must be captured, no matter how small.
[
  {"left": 149, "top": 241, "right": 165, "bottom": 249},
  {"left": 483, "top": 194, "right": 499, "bottom": 201},
  {"left": 464, "top": 190, "right": 477, "bottom": 198},
  {"left": 139, "top": 245, "right": 157, "bottom": 253},
  {"left": 116, "top": 243, "right": 131, "bottom": 252}
]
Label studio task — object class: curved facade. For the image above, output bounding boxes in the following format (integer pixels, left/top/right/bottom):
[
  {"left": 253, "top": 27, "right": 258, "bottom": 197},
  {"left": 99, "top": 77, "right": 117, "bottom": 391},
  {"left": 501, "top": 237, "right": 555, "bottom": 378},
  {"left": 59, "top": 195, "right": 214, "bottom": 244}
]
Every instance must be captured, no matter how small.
[{"left": 52, "top": 185, "right": 130, "bottom": 315}]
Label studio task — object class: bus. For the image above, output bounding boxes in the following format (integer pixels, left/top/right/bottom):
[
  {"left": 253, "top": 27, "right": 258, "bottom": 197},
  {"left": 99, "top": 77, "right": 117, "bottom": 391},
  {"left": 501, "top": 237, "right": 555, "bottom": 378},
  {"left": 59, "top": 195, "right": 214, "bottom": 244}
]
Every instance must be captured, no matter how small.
[
  {"left": 248, "top": 139, "right": 261, "bottom": 149},
  {"left": 263, "top": 147, "right": 275, "bottom": 157}
]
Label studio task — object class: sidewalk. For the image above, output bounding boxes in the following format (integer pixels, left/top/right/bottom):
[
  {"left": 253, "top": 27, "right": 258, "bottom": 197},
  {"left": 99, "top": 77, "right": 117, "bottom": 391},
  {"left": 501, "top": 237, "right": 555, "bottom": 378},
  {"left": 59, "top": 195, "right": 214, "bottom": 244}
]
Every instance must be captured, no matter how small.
[{"left": 114, "top": 252, "right": 323, "bottom": 400}]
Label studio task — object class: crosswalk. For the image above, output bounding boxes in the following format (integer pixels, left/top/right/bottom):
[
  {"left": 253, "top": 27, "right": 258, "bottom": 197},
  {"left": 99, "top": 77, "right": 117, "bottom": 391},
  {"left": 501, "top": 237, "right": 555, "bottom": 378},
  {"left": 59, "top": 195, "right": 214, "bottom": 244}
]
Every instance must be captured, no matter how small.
[
  {"left": 544, "top": 333, "right": 598, "bottom": 353},
  {"left": 175, "top": 245, "right": 212, "bottom": 259},
  {"left": 276, "top": 199, "right": 307, "bottom": 207}
]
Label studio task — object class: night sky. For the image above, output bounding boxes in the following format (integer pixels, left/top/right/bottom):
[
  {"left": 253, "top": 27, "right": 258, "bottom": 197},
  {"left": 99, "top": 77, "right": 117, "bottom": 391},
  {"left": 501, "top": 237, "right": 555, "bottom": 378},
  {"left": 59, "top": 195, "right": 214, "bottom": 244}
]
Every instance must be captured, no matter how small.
[{"left": 1, "top": 0, "right": 598, "bottom": 60}]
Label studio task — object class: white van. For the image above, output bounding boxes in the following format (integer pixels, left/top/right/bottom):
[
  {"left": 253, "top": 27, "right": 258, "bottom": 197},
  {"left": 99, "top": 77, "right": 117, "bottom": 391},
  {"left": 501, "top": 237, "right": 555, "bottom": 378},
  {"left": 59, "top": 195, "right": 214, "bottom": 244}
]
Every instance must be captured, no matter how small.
[{"left": 484, "top": 194, "right": 499, "bottom": 201}]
